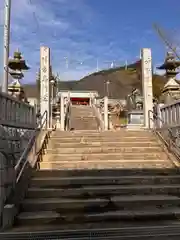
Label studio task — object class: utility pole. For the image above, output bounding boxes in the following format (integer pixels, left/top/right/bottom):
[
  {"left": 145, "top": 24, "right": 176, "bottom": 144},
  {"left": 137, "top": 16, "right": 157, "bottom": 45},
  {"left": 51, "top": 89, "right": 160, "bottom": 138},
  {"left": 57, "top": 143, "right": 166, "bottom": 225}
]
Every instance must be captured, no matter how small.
[{"left": 2, "top": 0, "right": 11, "bottom": 93}]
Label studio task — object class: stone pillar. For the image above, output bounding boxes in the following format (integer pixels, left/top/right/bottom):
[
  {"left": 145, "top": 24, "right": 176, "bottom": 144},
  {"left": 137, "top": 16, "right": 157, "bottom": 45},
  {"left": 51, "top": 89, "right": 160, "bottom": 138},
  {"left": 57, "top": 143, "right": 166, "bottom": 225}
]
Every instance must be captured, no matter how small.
[
  {"left": 40, "top": 46, "right": 50, "bottom": 128},
  {"left": 60, "top": 95, "right": 65, "bottom": 131},
  {"left": 141, "top": 48, "right": 153, "bottom": 128},
  {"left": 104, "top": 96, "right": 108, "bottom": 130}
]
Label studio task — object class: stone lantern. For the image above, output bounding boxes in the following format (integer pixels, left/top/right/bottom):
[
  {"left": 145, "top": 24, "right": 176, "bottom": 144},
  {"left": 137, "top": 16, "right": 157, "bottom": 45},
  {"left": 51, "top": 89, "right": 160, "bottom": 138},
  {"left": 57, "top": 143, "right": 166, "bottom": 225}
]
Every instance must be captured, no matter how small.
[
  {"left": 157, "top": 52, "right": 180, "bottom": 104},
  {"left": 8, "top": 50, "right": 30, "bottom": 102}
]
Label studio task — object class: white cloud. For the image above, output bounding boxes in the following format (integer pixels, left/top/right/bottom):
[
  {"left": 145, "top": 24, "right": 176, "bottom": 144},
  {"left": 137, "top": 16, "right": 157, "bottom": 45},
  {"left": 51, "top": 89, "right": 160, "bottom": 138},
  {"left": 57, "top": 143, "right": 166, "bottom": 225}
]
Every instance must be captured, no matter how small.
[{"left": 0, "top": 0, "right": 145, "bottom": 83}]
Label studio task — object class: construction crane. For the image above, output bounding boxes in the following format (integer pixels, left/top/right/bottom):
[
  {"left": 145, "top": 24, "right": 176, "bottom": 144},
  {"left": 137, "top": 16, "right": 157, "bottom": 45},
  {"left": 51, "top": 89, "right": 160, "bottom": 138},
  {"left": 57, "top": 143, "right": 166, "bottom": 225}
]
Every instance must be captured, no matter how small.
[{"left": 153, "top": 23, "right": 180, "bottom": 60}]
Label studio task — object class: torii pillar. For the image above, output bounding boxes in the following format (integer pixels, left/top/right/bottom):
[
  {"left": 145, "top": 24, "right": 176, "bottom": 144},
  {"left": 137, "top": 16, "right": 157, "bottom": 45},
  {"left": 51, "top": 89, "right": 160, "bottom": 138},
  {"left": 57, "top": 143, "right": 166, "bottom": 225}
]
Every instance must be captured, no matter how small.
[
  {"left": 40, "top": 46, "right": 50, "bottom": 128},
  {"left": 141, "top": 48, "right": 153, "bottom": 128}
]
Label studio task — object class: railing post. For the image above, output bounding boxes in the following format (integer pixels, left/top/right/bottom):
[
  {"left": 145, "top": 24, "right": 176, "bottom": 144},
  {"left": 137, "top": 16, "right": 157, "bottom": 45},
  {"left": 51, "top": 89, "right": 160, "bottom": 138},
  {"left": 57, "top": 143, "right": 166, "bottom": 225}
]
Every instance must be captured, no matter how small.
[
  {"left": 68, "top": 91, "right": 70, "bottom": 102},
  {"left": 89, "top": 92, "right": 93, "bottom": 106},
  {"left": 157, "top": 104, "right": 164, "bottom": 128},
  {"left": 60, "top": 95, "right": 65, "bottom": 131},
  {"left": 104, "top": 96, "right": 108, "bottom": 131}
]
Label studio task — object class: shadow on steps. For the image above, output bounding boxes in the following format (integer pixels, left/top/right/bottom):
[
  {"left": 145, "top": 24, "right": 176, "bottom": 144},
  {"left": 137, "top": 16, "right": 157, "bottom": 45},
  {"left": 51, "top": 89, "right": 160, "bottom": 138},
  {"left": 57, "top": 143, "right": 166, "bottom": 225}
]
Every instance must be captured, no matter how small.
[{"left": 8, "top": 167, "right": 180, "bottom": 232}]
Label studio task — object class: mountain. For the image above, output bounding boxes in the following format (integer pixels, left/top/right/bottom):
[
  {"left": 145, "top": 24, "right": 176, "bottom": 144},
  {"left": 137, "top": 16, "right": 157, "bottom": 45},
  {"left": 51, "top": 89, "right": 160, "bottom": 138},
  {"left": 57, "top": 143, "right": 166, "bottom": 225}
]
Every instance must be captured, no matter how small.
[
  {"left": 23, "top": 61, "right": 167, "bottom": 99},
  {"left": 57, "top": 66, "right": 167, "bottom": 99}
]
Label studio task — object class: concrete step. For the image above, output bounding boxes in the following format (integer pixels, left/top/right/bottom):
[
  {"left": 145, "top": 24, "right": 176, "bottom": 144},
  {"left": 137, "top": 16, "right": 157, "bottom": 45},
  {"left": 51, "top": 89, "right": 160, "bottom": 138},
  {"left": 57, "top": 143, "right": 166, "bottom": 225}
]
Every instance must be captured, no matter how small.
[
  {"left": 70, "top": 124, "right": 98, "bottom": 127},
  {"left": 49, "top": 137, "right": 158, "bottom": 142},
  {"left": 48, "top": 141, "right": 159, "bottom": 148},
  {"left": 52, "top": 130, "right": 152, "bottom": 136},
  {"left": 71, "top": 115, "right": 95, "bottom": 117},
  {"left": 70, "top": 122, "right": 97, "bottom": 126},
  {"left": 21, "top": 195, "right": 180, "bottom": 212},
  {"left": 44, "top": 152, "right": 169, "bottom": 161},
  {"left": 4, "top": 222, "right": 180, "bottom": 238},
  {"left": 70, "top": 123, "right": 98, "bottom": 130},
  {"left": 27, "top": 184, "right": 180, "bottom": 199},
  {"left": 46, "top": 146, "right": 163, "bottom": 154},
  {"left": 33, "top": 168, "right": 179, "bottom": 178},
  {"left": 16, "top": 207, "right": 180, "bottom": 226},
  {"left": 71, "top": 116, "right": 95, "bottom": 118},
  {"left": 71, "top": 119, "right": 97, "bottom": 123},
  {"left": 70, "top": 125, "right": 98, "bottom": 128},
  {"left": 39, "top": 160, "right": 173, "bottom": 170},
  {"left": 31, "top": 175, "right": 180, "bottom": 187}
]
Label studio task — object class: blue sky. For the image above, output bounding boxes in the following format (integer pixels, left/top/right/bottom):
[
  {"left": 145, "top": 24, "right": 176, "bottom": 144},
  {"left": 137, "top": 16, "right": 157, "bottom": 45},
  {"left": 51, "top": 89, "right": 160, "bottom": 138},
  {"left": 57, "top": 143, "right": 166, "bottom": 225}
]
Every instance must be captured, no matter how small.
[{"left": 0, "top": 0, "right": 180, "bottom": 83}]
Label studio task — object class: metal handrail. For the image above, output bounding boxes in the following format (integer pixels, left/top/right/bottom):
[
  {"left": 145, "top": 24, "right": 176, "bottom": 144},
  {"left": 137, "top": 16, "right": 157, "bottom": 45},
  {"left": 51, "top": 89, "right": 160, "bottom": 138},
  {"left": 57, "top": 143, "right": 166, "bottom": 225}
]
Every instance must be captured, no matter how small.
[
  {"left": 15, "top": 110, "right": 48, "bottom": 183},
  {"left": 148, "top": 109, "right": 180, "bottom": 159}
]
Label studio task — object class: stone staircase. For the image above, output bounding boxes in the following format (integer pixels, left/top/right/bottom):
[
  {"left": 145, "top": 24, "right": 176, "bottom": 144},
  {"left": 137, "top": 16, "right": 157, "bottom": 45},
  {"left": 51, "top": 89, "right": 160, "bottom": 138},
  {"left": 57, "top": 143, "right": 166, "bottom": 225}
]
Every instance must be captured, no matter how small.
[
  {"left": 3, "top": 130, "right": 180, "bottom": 238},
  {"left": 70, "top": 105, "right": 99, "bottom": 130}
]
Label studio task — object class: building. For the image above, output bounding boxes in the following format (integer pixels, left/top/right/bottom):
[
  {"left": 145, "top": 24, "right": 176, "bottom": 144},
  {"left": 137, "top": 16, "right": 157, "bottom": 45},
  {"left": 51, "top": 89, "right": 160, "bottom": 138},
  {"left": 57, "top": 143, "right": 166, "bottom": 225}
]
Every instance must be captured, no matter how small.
[{"left": 58, "top": 90, "right": 99, "bottom": 105}]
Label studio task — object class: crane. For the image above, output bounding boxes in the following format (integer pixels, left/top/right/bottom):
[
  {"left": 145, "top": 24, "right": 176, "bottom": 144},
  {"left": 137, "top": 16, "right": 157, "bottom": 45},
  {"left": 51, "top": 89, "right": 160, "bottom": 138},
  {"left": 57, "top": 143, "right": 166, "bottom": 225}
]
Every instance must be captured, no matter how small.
[{"left": 153, "top": 23, "right": 180, "bottom": 60}]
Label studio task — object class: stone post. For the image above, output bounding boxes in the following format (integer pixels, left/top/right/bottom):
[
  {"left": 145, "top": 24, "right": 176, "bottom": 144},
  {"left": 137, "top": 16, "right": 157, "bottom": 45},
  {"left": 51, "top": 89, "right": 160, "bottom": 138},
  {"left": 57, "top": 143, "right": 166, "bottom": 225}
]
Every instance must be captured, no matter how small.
[
  {"left": 156, "top": 103, "right": 164, "bottom": 128},
  {"left": 68, "top": 91, "right": 70, "bottom": 102},
  {"left": 141, "top": 48, "right": 153, "bottom": 128},
  {"left": 60, "top": 95, "right": 65, "bottom": 131},
  {"left": 55, "top": 105, "right": 61, "bottom": 129},
  {"left": 40, "top": 46, "right": 50, "bottom": 128},
  {"left": 104, "top": 96, "right": 108, "bottom": 130},
  {"left": 89, "top": 92, "right": 92, "bottom": 106}
]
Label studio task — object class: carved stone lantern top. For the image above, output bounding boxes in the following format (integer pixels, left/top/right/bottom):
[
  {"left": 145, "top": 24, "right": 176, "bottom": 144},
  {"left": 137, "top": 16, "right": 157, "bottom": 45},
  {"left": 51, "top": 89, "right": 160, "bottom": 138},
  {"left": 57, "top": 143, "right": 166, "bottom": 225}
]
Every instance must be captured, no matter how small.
[
  {"left": 157, "top": 52, "right": 180, "bottom": 77},
  {"left": 8, "top": 50, "right": 30, "bottom": 71}
]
